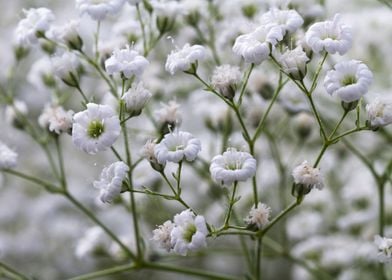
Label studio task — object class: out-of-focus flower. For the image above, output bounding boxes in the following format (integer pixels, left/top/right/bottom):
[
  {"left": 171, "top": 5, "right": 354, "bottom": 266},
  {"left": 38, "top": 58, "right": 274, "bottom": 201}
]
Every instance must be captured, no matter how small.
[
  {"left": 72, "top": 103, "right": 120, "bottom": 154},
  {"left": 324, "top": 60, "right": 373, "bottom": 103},
  {"left": 366, "top": 98, "right": 392, "bottom": 129},
  {"left": 278, "top": 46, "right": 309, "bottom": 80},
  {"left": 170, "top": 209, "right": 208, "bottom": 256},
  {"left": 93, "top": 161, "right": 129, "bottom": 203},
  {"left": 152, "top": 220, "right": 174, "bottom": 252},
  {"left": 210, "top": 148, "right": 257, "bottom": 186},
  {"left": 15, "top": 7, "right": 55, "bottom": 46},
  {"left": 121, "top": 82, "right": 152, "bottom": 116},
  {"left": 105, "top": 45, "right": 149, "bottom": 79},
  {"left": 51, "top": 52, "right": 81, "bottom": 87},
  {"left": 292, "top": 161, "right": 323, "bottom": 193},
  {"left": 151, "top": 0, "right": 182, "bottom": 18},
  {"left": 75, "top": 227, "right": 109, "bottom": 259},
  {"left": 165, "top": 44, "right": 206, "bottom": 75},
  {"left": 305, "top": 14, "right": 352, "bottom": 55},
  {"left": 233, "top": 25, "right": 283, "bottom": 64},
  {"left": 76, "top": 0, "right": 126, "bottom": 21},
  {"left": 245, "top": 202, "right": 271, "bottom": 229},
  {"left": 155, "top": 100, "right": 182, "bottom": 129},
  {"left": 211, "top": 64, "right": 242, "bottom": 100},
  {"left": 53, "top": 20, "right": 83, "bottom": 50},
  {"left": 5, "top": 100, "right": 28, "bottom": 128},
  {"left": 260, "top": 8, "right": 304, "bottom": 34},
  {"left": 154, "top": 131, "right": 201, "bottom": 164},
  {"left": 28, "top": 57, "right": 57, "bottom": 89},
  {"left": 374, "top": 235, "right": 392, "bottom": 263},
  {"left": 0, "top": 142, "right": 18, "bottom": 169},
  {"left": 38, "top": 104, "right": 74, "bottom": 134}
]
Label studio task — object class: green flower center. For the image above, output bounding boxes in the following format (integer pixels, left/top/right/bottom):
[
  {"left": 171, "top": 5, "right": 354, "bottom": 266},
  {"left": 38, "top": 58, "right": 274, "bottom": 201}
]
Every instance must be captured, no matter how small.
[
  {"left": 87, "top": 120, "right": 105, "bottom": 139},
  {"left": 341, "top": 75, "right": 357, "bottom": 86},
  {"left": 183, "top": 224, "right": 197, "bottom": 243},
  {"left": 226, "top": 160, "right": 242, "bottom": 170}
]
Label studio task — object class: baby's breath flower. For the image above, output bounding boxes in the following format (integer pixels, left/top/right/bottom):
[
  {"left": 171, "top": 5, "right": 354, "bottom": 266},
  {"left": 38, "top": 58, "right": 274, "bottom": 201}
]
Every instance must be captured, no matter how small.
[
  {"left": 165, "top": 44, "right": 206, "bottom": 75},
  {"left": 211, "top": 64, "right": 242, "bottom": 100},
  {"left": 143, "top": 140, "right": 165, "bottom": 171},
  {"left": 170, "top": 209, "right": 208, "bottom": 256},
  {"left": 72, "top": 103, "right": 120, "bottom": 154},
  {"left": 366, "top": 98, "right": 392, "bottom": 129},
  {"left": 51, "top": 52, "right": 81, "bottom": 87},
  {"left": 105, "top": 45, "right": 149, "bottom": 79},
  {"left": 245, "top": 202, "right": 271, "bottom": 229},
  {"left": 324, "top": 60, "right": 373, "bottom": 103},
  {"left": 38, "top": 104, "right": 74, "bottom": 134},
  {"left": 5, "top": 100, "right": 28, "bottom": 128},
  {"left": 305, "top": 14, "right": 352, "bottom": 55},
  {"left": 93, "top": 161, "right": 129, "bottom": 203},
  {"left": 53, "top": 20, "right": 83, "bottom": 50},
  {"left": 292, "top": 161, "right": 323, "bottom": 195},
  {"left": 374, "top": 235, "right": 392, "bottom": 263},
  {"left": 233, "top": 25, "right": 283, "bottom": 64},
  {"left": 152, "top": 220, "right": 174, "bottom": 252},
  {"left": 121, "top": 82, "right": 152, "bottom": 116},
  {"left": 75, "top": 227, "right": 109, "bottom": 259},
  {"left": 210, "top": 148, "right": 257, "bottom": 186},
  {"left": 76, "top": 0, "right": 126, "bottom": 21},
  {"left": 278, "top": 46, "right": 309, "bottom": 80},
  {"left": 0, "top": 142, "right": 18, "bottom": 170},
  {"left": 155, "top": 100, "right": 182, "bottom": 131},
  {"left": 154, "top": 131, "right": 201, "bottom": 164},
  {"left": 260, "top": 8, "right": 304, "bottom": 34},
  {"left": 15, "top": 7, "right": 55, "bottom": 46}
]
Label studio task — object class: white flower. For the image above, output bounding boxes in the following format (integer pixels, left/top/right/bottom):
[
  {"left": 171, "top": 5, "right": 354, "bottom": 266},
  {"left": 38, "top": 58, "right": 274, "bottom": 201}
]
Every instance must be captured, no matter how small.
[
  {"left": 245, "top": 202, "right": 271, "bottom": 229},
  {"left": 15, "top": 7, "right": 55, "bottom": 46},
  {"left": 374, "top": 235, "right": 392, "bottom": 263},
  {"left": 75, "top": 227, "right": 109, "bottom": 259},
  {"left": 366, "top": 98, "right": 392, "bottom": 129},
  {"left": 278, "top": 46, "right": 309, "bottom": 80},
  {"left": 165, "top": 44, "right": 206, "bottom": 75},
  {"left": 305, "top": 14, "right": 352, "bottom": 55},
  {"left": 155, "top": 100, "right": 182, "bottom": 127},
  {"left": 151, "top": 0, "right": 182, "bottom": 18},
  {"left": 324, "top": 60, "right": 373, "bottom": 103},
  {"left": 170, "top": 209, "right": 208, "bottom": 256},
  {"left": 38, "top": 104, "right": 74, "bottom": 134},
  {"left": 121, "top": 82, "right": 152, "bottom": 116},
  {"left": 154, "top": 131, "right": 201, "bottom": 164},
  {"left": 51, "top": 52, "right": 81, "bottom": 87},
  {"left": 0, "top": 142, "right": 18, "bottom": 169},
  {"left": 93, "top": 161, "right": 129, "bottom": 203},
  {"left": 53, "top": 20, "right": 83, "bottom": 50},
  {"left": 5, "top": 100, "right": 28, "bottom": 126},
  {"left": 28, "top": 57, "right": 57, "bottom": 89},
  {"left": 76, "top": 0, "right": 126, "bottom": 21},
  {"left": 105, "top": 45, "right": 149, "bottom": 79},
  {"left": 211, "top": 64, "right": 242, "bottom": 99},
  {"left": 232, "top": 25, "right": 284, "bottom": 64},
  {"left": 292, "top": 160, "right": 323, "bottom": 191},
  {"left": 152, "top": 220, "right": 174, "bottom": 252},
  {"left": 72, "top": 103, "right": 121, "bottom": 154},
  {"left": 260, "top": 8, "right": 304, "bottom": 34},
  {"left": 210, "top": 148, "right": 257, "bottom": 186}
]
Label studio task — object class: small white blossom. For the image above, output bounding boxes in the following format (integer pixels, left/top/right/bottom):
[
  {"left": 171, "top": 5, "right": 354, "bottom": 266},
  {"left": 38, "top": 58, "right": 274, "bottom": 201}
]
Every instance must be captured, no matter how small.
[
  {"left": 278, "top": 46, "right": 309, "bottom": 80},
  {"left": 15, "top": 7, "right": 55, "bottom": 46},
  {"left": 72, "top": 103, "right": 121, "bottom": 154},
  {"left": 154, "top": 131, "right": 201, "bottom": 164},
  {"left": 105, "top": 45, "right": 149, "bottom": 79},
  {"left": 51, "top": 52, "right": 81, "bottom": 87},
  {"left": 38, "top": 104, "right": 74, "bottom": 134},
  {"left": 155, "top": 100, "right": 182, "bottom": 127},
  {"left": 75, "top": 227, "right": 109, "bottom": 259},
  {"left": 151, "top": 0, "right": 182, "bottom": 18},
  {"left": 245, "top": 202, "right": 271, "bottom": 229},
  {"left": 152, "top": 220, "right": 174, "bottom": 252},
  {"left": 324, "top": 60, "right": 373, "bottom": 103},
  {"left": 233, "top": 25, "right": 283, "bottom": 64},
  {"left": 170, "top": 209, "right": 208, "bottom": 256},
  {"left": 0, "top": 142, "right": 18, "bottom": 169},
  {"left": 292, "top": 160, "right": 323, "bottom": 190},
  {"left": 93, "top": 161, "right": 129, "bottom": 203},
  {"left": 305, "top": 14, "right": 352, "bottom": 55},
  {"left": 260, "top": 8, "right": 304, "bottom": 34},
  {"left": 211, "top": 64, "right": 242, "bottom": 99},
  {"left": 210, "top": 148, "right": 257, "bottom": 186},
  {"left": 52, "top": 20, "right": 82, "bottom": 50},
  {"left": 76, "top": 0, "right": 126, "bottom": 21},
  {"left": 5, "top": 100, "right": 28, "bottom": 126},
  {"left": 121, "top": 82, "right": 152, "bottom": 116},
  {"left": 28, "top": 57, "right": 57, "bottom": 89},
  {"left": 165, "top": 44, "right": 206, "bottom": 75},
  {"left": 366, "top": 98, "right": 392, "bottom": 129},
  {"left": 374, "top": 235, "right": 392, "bottom": 263}
]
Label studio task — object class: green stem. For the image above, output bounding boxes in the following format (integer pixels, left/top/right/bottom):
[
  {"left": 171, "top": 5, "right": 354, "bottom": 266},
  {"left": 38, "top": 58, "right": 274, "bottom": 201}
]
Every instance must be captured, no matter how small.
[
  {"left": 176, "top": 161, "right": 183, "bottom": 195},
  {"left": 231, "top": 103, "right": 252, "bottom": 143},
  {"left": 55, "top": 136, "right": 67, "bottom": 189},
  {"left": 378, "top": 183, "right": 385, "bottom": 236},
  {"left": 259, "top": 200, "right": 298, "bottom": 236},
  {"left": 3, "top": 169, "right": 60, "bottom": 193},
  {"left": 0, "top": 262, "right": 30, "bottom": 280},
  {"left": 75, "top": 84, "right": 88, "bottom": 103},
  {"left": 68, "top": 263, "right": 136, "bottom": 280},
  {"left": 305, "top": 90, "right": 327, "bottom": 141},
  {"left": 310, "top": 52, "right": 328, "bottom": 93},
  {"left": 160, "top": 171, "right": 177, "bottom": 195},
  {"left": 330, "top": 126, "right": 368, "bottom": 142},
  {"left": 238, "top": 63, "right": 254, "bottom": 106},
  {"left": 94, "top": 21, "right": 101, "bottom": 61},
  {"left": 136, "top": 4, "right": 147, "bottom": 56},
  {"left": 255, "top": 237, "right": 263, "bottom": 280},
  {"left": 224, "top": 182, "right": 238, "bottom": 228}
]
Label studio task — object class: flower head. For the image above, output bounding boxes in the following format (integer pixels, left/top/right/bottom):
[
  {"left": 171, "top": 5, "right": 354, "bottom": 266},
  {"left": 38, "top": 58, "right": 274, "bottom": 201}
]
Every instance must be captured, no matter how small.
[
  {"left": 170, "top": 209, "right": 208, "bottom": 256},
  {"left": 76, "top": 0, "right": 126, "bottom": 21},
  {"left": 54, "top": 20, "right": 83, "bottom": 50},
  {"left": 211, "top": 64, "right": 242, "bottom": 99},
  {"left": 105, "top": 45, "right": 149, "bottom": 79},
  {"left": 15, "top": 7, "right": 55, "bottom": 46},
  {"left": 155, "top": 100, "right": 182, "bottom": 131},
  {"left": 165, "top": 44, "right": 206, "bottom": 75},
  {"left": 374, "top": 235, "right": 392, "bottom": 263},
  {"left": 305, "top": 14, "right": 352, "bottom": 55},
  {"left": 366, "top": 98, "right": 392, "bottom": 129},
  {"left": 261, "top": 8, "right": 304, "bottom": 34},
  {"left": 245, "top": 202, "right": 271, "bottom": 229},
  {"left": 154, "top": 131, "right": 201, "bottom": 164},
  {"left": 38, "top": 104, "right": 74, "bottom": 134},
  {"left": 72, "top": 103, "right": 121, "bottom": 154},
  {"left": 278, "top": 46, "right": 309, "bottom": 80},
  {"left": 152, "top": 220, "right": 174, "bottom": 252},
  {"left": 121, "top": 82, "right": 152, "bottom": 116},
  {"left": 292, "top": 160, "right": 323, "bottom": 193},
  {"left": 210, "top": 148, "right": 257, "bottom": 186},
  {"left": 93, "top": 161, "right": 129, "bottom": 203},
  {"left": 324, "top": 60, "right": 373, "bottom": 103},
  {"left": 51, "top": 52, "right": 81, "bottom": 87},
  {"left": 0, "top": 142, "right": 18, "bottom": 169}
]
